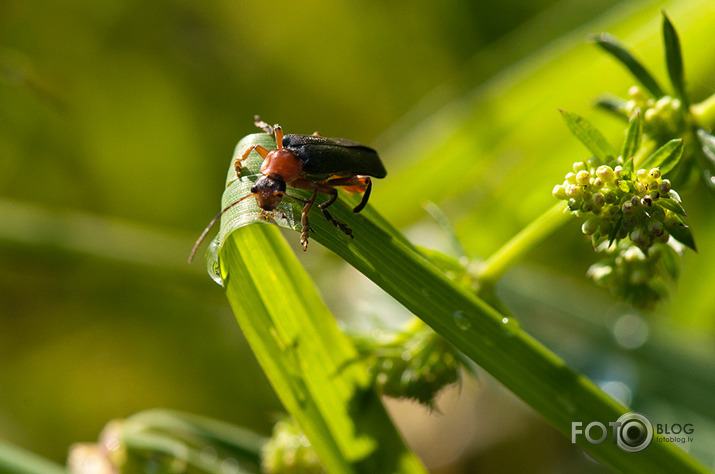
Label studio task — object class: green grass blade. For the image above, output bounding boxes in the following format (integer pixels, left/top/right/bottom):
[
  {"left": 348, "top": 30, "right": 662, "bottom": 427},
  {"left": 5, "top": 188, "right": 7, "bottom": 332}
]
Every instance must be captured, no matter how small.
[
  {"left": 208, "top": 145, "right": 426, "bottom": 474},
  {"left": 219, "top": 224, "right": 424, "bottom": 474},
  {"left": 211, "top": 131, "right": 707, "bottom": 473},
  {"left": 662, "top": 12, "right": 689, "bottom": 108},
  {"left": 592, "top": 32, "right": 665, "bottom": 98},
  {"left": 286, "top": 198, "right": 705, "bottom": 472},
  {"left": 560, "top": 110, "right": 616, "bottom": 165}
]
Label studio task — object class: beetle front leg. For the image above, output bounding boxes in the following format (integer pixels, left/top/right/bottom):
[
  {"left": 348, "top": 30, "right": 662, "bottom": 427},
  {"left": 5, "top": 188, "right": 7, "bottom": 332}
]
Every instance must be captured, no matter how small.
[
  {"left": 234, "top": 144, "right": 269, "bottom": 177},
  {"left": 289, "top": 178, "right": 354, "bottom": 243},
  {"left": 300, "top": 189, "right": 318, "bottom": 250}
]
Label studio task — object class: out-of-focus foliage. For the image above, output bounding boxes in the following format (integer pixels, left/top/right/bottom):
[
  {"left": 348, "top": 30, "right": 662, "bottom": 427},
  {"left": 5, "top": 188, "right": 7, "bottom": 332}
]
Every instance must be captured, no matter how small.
[{"left": 2, "top": 0, "right": 715, "bottom": 471}]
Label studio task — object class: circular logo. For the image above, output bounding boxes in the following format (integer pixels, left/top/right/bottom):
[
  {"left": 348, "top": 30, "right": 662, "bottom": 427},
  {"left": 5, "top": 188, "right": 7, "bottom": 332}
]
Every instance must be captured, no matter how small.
[{"left": 615, "top": 413, "right": 653, "bottom": 452}]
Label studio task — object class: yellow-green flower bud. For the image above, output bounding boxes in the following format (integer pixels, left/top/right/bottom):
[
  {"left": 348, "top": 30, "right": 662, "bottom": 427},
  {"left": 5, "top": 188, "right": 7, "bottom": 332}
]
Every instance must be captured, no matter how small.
[
  {"left": 582, "top": 218, "right": 600, "bottom": 235},
  {"left": 576, "top": 170, "right": 590, "bottom": 186},
  {"left": 573, "top": 161, "right": 587, "bottom": 173},
  {"left": 552, "top": 185, "right": 567, "bottom": 200},
  {"left": 596, "top": 165, "right": 616, "bottom": 182}
]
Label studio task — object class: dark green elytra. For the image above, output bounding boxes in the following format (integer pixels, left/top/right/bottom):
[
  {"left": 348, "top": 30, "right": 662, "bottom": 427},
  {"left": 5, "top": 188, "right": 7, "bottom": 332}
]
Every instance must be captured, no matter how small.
[{"left": 282, "top": 134, "right": 387, "bottom": 179}]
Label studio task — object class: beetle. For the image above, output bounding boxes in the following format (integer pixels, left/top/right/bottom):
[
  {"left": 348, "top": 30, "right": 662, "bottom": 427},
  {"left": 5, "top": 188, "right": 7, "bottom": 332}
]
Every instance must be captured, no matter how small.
[{"left": 189, "top": 116, "right": 386, "bottom": 262}]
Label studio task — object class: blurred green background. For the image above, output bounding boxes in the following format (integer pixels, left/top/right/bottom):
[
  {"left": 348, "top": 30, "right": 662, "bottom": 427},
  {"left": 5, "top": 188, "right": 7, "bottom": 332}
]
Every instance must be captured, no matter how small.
[{"left": 2, "top": 0, "right": 715, "bottom": 472}]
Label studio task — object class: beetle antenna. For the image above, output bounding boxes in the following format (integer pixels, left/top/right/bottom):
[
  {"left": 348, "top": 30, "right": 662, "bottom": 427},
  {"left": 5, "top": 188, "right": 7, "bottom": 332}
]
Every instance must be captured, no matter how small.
[
  {"left": 253, "top": 115, "right": 274, "bottom": 135},
  {"left": 188, "top": 194, "right": 253, "bottom": 263}
]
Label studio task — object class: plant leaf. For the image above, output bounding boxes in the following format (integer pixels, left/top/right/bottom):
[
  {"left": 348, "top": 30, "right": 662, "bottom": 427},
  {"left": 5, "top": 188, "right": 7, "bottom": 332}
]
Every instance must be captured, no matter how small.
[
  {"left": 620, "top": 112, "right": 643, "bottom": 163},
  {"left": 592, "top": 33, "right": 664, "bottom": 98},
  {"left": 659, "top": 243, "right": 681, "bottom": 281},
  {"left": 638, "top": 139, "right": 683, "bottom": 174},
  {"left": 657, "top": 197, "right": 687, "bottom": 216},
  {"left": 662, "top": 12, "right": 689, "bottom": 108},
  {"left": 665, "top": 217, "right": 696, "bottom": 252},
  {"left": 560, "top": 110, "right": 616, "bottom": 164},
  {"left": 594, "top": 95, "right": 630, "bottom": 120},
  {"left": 608, "top": 214, "right": 623, "bottom": 247}
]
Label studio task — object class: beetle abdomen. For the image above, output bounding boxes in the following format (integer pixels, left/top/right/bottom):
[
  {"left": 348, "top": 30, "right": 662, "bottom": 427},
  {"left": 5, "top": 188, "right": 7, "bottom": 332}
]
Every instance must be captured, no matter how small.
[{"left": 282, "top": 134, "right": 387, "bottom": 178}]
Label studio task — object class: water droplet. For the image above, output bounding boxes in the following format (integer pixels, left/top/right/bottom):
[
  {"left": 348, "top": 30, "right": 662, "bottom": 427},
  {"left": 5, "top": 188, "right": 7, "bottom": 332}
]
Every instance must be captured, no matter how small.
[
  {"left": 205, "top": 237, "right": 223, "bottom": 286},
  {"left": 501, "top": 316, "right": 521, "bottom": 336},
  {"left": 453, "top": 310, "right": 471, "bottom": 330}
]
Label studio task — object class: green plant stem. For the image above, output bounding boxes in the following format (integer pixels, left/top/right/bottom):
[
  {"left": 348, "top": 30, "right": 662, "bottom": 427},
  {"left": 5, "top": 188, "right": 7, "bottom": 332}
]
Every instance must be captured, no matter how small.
[
  {"left": 301, "top": 200, "right": 707, "bottom": 473},
  {"left": 691, "top": 92, "right": 715, "bottom": 129},
  {"left": 477, "top": 202, "right": 569, "bottom": 287}
]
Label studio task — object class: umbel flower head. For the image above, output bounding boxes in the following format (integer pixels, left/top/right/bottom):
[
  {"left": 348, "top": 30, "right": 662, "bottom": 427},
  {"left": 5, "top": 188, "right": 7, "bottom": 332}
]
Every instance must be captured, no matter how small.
[
  {"left": 587, "top": 239, "right": 683, "bottom": 311},
  {"left": 553, "top": 111, "right": 695, "bottom": 254},
  {"left": 554, "top": 111, "right": 695, "bottom": 310}
]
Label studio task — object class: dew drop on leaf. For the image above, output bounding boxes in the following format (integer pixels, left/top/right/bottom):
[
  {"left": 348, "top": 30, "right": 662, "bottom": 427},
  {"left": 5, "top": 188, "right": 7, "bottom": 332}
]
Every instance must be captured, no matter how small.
[{"left": 206, "top": 237, "right": 224, "bottom": 287}]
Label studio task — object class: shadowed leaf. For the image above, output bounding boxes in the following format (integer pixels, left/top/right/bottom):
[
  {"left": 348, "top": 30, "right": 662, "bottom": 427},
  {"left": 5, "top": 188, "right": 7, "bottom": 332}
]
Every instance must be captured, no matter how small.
[{"left": 593, "top": 33, "right": 664, "bottom": 98}]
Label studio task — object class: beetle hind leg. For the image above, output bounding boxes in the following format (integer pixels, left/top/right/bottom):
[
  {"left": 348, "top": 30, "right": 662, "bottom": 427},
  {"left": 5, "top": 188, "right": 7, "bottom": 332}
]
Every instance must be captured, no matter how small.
[{"left": 318, "top": 189, "right": 354, "bottom": 239}]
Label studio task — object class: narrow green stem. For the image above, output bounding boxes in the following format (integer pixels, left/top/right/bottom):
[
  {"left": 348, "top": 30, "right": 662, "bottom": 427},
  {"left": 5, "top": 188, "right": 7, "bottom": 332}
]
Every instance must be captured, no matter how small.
[
  {"left": 691, "top": 92, "right": 715, "bottom": 129},
  {"left": 477, "top": 202, "right": 569, "bottom": 286}
]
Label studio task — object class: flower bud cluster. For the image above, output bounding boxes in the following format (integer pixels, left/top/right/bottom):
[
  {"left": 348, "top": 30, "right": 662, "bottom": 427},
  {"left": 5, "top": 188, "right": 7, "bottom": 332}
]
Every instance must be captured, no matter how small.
[
  {"left": 587, "top": 240, "right": 682, "bottom": 311},
  {"left": 353, "top": 321, "right": 468, "bottom": 407},
  {"left": 625, "top": 86, "right": 685, "bottom": 140},
  {"left": 262, "top": 419, "right": 323, "bottom": 474},
  {"left": 552, "top": 161, "right": 678, "bottom": 250}
]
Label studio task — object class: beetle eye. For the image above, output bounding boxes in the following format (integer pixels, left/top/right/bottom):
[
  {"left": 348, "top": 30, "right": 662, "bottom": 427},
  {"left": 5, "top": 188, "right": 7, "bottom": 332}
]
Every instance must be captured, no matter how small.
[{"left": 250, "top": 184, "right": 258, "bottom": 193}]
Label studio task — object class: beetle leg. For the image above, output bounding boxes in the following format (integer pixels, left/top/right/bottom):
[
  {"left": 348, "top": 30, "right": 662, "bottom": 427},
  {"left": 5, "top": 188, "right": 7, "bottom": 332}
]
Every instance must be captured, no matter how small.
[
  {"left": 299, "top": 189, "right": 318, "bottom": 250},
  {"left": 235, "top": 144, "right": 269, "bottom": 177},
  {"left": 324, "top": 175, "right": 372, "bottom": 213},
  {"left": 289, "top": 178, "right": 354, "bottom": 242},
  {"left": 273, "top": 125, "right": 284, "bottom": 149},
  {"left": 317, "top": 188, "right": 354, "bottom": 239}
]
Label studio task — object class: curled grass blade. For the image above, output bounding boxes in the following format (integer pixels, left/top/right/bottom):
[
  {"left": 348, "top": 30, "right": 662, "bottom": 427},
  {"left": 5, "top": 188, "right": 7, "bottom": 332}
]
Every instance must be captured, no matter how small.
[
  {"left": 212, "top": 135, "right": 707, "bottom": 473},
  {"left": 210, "top": 133, "right": 425, "bottom": 473}
]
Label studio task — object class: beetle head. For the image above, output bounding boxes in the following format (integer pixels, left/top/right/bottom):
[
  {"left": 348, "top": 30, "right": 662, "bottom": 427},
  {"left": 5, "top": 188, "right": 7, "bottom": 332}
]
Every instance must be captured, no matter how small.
[{"left": 251, "top": 175, "right": 286, "bottom": 211}]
